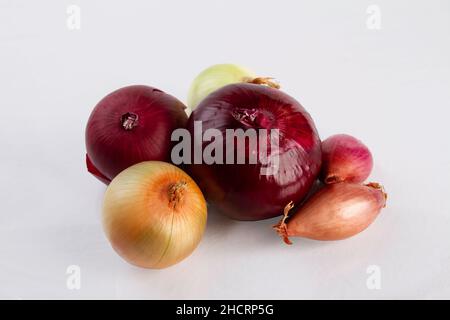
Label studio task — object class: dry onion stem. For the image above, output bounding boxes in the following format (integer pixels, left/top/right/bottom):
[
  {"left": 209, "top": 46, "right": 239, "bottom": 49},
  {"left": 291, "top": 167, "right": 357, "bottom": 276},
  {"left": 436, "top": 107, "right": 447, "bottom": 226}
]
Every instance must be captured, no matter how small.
[{"left": 245, "top": 77, "right": 281, "bottom": 89}]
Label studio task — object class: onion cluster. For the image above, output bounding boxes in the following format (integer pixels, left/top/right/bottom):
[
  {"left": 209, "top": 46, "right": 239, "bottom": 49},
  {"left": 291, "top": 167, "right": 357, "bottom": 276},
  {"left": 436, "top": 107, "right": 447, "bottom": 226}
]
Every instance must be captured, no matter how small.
[
  {"left": 84, "top": 64, "right": 387, "bottom": 269},
  {"left": 273, "top": 133, "right": 384, "bottom": 244}
]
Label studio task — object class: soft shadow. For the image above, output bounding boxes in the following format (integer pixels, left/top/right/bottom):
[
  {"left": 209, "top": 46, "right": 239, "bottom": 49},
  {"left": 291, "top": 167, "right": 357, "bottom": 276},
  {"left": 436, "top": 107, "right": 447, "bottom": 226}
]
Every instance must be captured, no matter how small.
[
  {"left": 203, "top": 205, "right": 239, "bottom": 240},
  {"left": 233, "top": 211, "right": 332, "bottom": 252}
]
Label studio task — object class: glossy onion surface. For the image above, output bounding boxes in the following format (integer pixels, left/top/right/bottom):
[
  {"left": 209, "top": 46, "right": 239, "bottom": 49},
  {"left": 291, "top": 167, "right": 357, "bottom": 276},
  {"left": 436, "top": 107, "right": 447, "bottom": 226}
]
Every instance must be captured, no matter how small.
[
  {"left": 187, "top": 83, "right": 322, "bottom": 220},
  {"left": 86, "top": 85, "right": 188, "bottom": 184},
  {"left": 321, "top": 134, "right": 373, "bottom": 184}
]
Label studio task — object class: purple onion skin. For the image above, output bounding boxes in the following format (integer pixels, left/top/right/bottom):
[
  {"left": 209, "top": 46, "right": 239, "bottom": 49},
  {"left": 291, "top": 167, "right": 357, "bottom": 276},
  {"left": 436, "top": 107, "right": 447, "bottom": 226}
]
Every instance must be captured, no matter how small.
[
  {"left": 86, "top": 85, "right": 188, "bottom": 184},
  {"left": 187, "top": 83, "right": 322, "bottom": 221},
  {"left": 321, "top": 134, "right": 373, "bottom": 184}
]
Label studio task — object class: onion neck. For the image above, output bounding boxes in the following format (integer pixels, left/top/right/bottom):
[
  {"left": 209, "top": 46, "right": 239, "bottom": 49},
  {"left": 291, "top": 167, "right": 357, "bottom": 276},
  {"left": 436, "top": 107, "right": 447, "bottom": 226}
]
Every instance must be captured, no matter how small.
[
  {"left": 366, "top": 182, "right": 388, "bottom": 207},
  {"left": 121, "top": 112, "right": 139, "bottom": 130},
  {"left": 168, "top": 181, "right": 187, "bottom": 210},
  {"left": 245, "top": 77, "right": 280, "bottom": 89},
  {"left": 231, "top": 108, "right": 276, "bottom": 129}
]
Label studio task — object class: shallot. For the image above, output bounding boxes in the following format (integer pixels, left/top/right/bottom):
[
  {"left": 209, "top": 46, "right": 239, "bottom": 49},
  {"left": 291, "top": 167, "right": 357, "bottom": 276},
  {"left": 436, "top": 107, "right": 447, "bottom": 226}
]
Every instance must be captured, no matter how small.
[
  {"left": 274, "top": 182, "right": 387, "bottom": 244},
  {"left": 321, "top": 134, "right": 373, "bottom": 184}
]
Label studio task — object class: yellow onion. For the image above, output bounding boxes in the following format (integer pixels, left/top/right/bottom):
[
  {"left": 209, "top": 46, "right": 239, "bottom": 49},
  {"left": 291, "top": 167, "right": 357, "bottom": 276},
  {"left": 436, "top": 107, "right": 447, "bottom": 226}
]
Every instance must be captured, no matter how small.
[
  {"left": 102, "top": 161, "right": 207, "bottom": 269},
  {"left": 274, "top": 182, "right": 387, "bottom": 244},
  {"left": 187, "top": 63, "right": 280, "bottom": 110}
]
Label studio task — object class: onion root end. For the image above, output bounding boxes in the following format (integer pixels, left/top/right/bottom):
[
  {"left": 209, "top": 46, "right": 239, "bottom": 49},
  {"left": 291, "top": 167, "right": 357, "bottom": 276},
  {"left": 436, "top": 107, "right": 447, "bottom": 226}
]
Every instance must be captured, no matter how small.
[{"left": 273, "top": 201, "right": 295, "bottom": 245}]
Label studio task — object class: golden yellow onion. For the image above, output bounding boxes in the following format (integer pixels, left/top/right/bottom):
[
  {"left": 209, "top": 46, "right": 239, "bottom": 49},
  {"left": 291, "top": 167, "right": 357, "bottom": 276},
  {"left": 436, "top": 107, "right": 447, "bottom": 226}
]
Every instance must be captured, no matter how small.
[{"left": 102, "top": 161, "right": 207, "bottom": 269}]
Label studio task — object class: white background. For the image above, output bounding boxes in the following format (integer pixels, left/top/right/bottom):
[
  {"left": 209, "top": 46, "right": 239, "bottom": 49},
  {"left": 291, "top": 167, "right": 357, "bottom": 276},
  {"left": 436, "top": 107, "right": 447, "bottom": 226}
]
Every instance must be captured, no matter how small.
[{"left": 1, "top": 0, "right": 449, "bottom": 299}]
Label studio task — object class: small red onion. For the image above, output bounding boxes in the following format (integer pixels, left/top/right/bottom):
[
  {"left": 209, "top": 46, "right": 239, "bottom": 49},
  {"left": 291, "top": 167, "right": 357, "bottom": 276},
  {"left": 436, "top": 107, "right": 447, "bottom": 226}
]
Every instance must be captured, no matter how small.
[
  {"left": 274, "top": 182, "right": 387, "bottom": 244},
  {"left": 321, "top": 134, "right": 373, "bottom": 184},
  {"left": 85, "top": 85, "right": 188, "bottom": 184}
]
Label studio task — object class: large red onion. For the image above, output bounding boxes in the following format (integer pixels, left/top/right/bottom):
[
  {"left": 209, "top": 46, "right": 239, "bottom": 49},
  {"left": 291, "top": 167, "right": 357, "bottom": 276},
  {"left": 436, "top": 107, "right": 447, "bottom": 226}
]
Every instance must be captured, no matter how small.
[
  {"left": 186, "top": 83, "right": 322, "bottom": 220},
  {"left": 85, "top": 85, "right": 187, "bottom": 184}
]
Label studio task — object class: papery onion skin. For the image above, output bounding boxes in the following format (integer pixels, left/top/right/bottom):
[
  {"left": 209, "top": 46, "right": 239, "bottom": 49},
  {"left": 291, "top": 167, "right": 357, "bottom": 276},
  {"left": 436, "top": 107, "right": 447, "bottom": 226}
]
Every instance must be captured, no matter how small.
[
  {"left": 187, "top": 83, "right": 322, "bottom": 221},
  {"left": 102, "top": 161, "right": 207, "bottom": 269},
  {"left": 274, "top": 182, "right": 387, "bottom": 244},
  {"left": 86, "top": 85, "right": 188, "bottom": 184},
  {"left": 187, "top": 64, "right": 255, "bottom": 110},
  {"left": 321, "top": 134, "right": 373, "bottom": 184}
]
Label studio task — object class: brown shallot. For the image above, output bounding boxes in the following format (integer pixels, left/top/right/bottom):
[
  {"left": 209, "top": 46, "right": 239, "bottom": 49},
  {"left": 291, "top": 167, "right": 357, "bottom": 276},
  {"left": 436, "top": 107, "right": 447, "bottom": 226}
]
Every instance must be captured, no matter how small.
[{"left": 274, "top": 182, "right": 387, "bottom": 244}]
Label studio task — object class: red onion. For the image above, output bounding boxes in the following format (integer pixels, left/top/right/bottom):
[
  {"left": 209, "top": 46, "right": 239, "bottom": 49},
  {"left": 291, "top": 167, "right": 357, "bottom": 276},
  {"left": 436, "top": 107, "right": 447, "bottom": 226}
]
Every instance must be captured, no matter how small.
[
  {"left": 274, "top": 182, "right": 387, "bottom": 244},
  {"left": 186, "top": 83, "right": 322, "bottom": 220},
  {"left": 85, "top": 85, "right": 188, "bottom": 184},
  {"left": 321, "top": 134, "right": 373, "bottom": 184}
]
